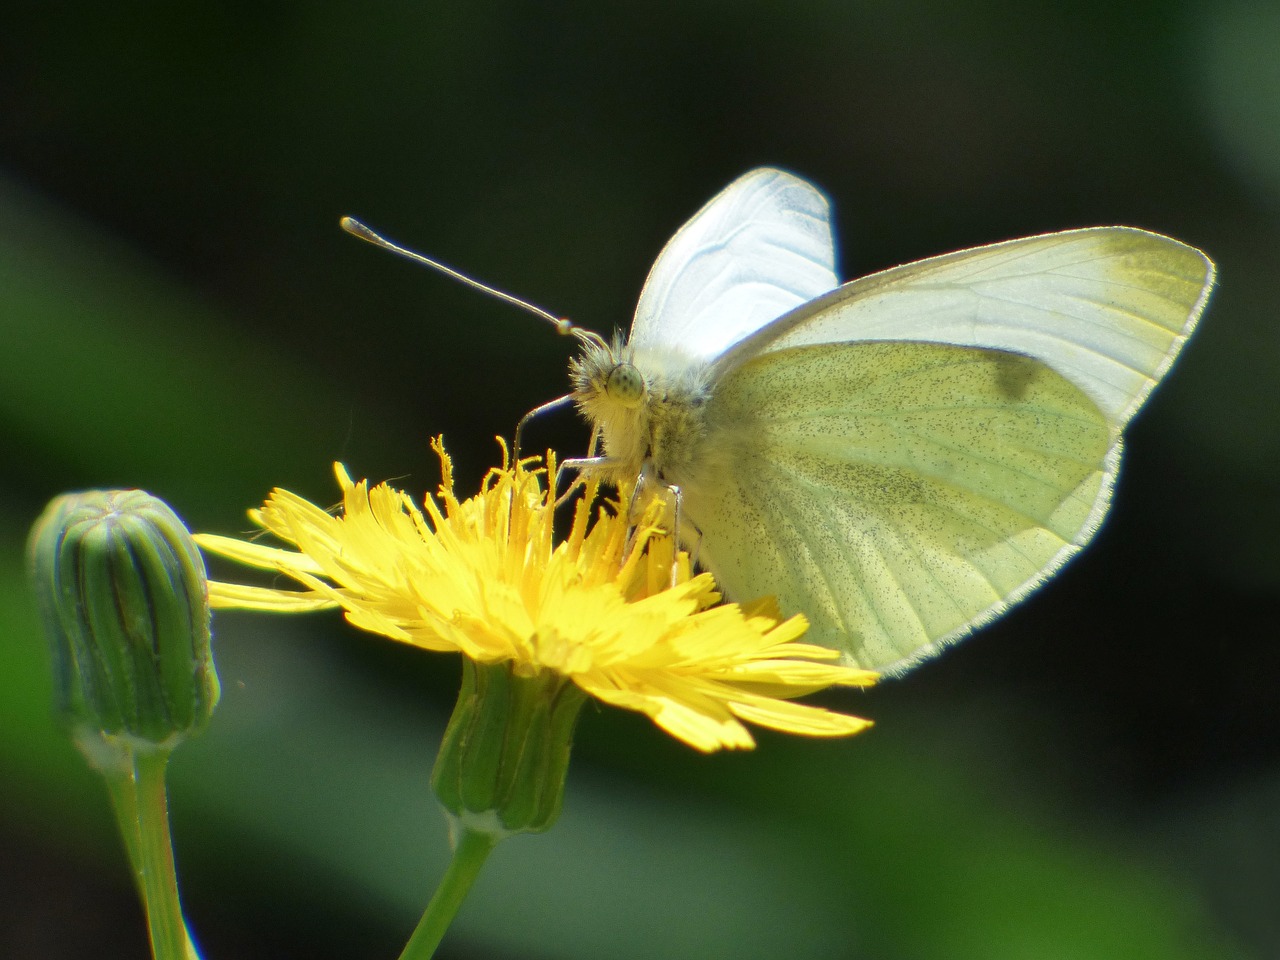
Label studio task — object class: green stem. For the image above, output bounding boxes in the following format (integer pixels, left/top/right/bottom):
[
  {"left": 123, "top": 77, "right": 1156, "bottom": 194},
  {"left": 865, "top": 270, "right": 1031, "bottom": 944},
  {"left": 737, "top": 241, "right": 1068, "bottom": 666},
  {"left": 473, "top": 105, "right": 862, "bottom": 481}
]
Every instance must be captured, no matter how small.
[
  {"left": 99, "top": 745, "right": 204, "bottom": 960},
  {"left": 103, "top": 763, "right": 147, "bottom": 897},
  {"left": 398, "top": 827, "right": 498, "bottom": 960},
  {"left": 129, "top": 750, "right": 194, "bottom": 960}
]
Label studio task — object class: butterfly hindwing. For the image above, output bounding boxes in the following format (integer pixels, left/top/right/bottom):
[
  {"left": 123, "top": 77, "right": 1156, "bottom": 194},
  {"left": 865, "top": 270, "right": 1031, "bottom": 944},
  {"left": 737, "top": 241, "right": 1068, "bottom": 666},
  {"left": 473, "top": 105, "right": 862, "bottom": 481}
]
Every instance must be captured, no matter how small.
[{"left": 682, "top": 340, "right": 1115, "bottom": 672}]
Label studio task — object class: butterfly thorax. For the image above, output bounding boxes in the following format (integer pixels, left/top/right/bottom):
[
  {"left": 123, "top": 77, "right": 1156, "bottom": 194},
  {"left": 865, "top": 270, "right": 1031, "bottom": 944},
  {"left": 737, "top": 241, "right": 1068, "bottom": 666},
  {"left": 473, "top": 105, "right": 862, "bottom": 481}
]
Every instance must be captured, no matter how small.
[{"left": 569, "top": 332, "right": 714, "bottom": 488}]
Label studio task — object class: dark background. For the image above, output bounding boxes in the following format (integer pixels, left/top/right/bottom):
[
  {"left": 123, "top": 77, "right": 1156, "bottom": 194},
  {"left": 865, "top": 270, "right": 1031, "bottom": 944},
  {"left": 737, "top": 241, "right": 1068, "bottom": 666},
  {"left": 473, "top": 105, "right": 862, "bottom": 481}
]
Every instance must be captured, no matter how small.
[{"left": 2, "top": 3, "right": 1277, "bottom": 958}]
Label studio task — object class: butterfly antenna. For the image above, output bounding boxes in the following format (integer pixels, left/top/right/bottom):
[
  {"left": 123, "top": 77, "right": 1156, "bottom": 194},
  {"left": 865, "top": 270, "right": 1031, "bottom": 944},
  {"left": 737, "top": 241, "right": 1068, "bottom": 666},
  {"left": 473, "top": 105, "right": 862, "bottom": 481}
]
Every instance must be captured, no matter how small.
[{"left": 339, "top": 216, "right": 576, "bottom": 336}]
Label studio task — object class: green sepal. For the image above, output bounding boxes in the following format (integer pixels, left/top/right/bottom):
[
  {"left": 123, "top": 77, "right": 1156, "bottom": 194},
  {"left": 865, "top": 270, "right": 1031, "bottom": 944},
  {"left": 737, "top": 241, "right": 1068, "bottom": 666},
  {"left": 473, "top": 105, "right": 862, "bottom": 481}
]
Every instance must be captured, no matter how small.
[
  {"left": 28, "top": 489, "right": 219, "bottom": 754},
  {"left": 432, "top": 660, "right": 586, "bottom": 837}
]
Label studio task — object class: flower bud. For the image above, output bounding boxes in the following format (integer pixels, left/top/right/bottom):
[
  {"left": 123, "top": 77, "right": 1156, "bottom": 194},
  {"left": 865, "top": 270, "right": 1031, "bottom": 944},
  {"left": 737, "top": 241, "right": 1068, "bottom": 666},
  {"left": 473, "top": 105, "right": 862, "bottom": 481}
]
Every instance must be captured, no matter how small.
[
  {"left": 432, "top": 660, "right": 586, "bottom": 837},
  {"left": 28, "top": 490, "right": 219, "bottom": 753}
]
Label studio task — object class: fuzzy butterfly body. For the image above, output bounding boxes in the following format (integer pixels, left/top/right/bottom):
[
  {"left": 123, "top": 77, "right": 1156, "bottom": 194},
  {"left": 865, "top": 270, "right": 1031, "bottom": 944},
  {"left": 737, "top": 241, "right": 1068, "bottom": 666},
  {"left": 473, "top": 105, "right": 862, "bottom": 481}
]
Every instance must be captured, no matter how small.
[{"left": 570, "top": 168, "right": 1214, "bottom": 674}]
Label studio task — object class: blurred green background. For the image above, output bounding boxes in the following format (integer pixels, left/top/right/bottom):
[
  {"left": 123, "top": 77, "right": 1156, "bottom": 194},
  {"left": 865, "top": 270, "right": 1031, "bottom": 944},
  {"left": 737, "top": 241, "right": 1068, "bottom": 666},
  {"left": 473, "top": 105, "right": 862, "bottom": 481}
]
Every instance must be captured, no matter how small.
[{"left": 2, "top": 2, "right": 1277, "bottom": 958}]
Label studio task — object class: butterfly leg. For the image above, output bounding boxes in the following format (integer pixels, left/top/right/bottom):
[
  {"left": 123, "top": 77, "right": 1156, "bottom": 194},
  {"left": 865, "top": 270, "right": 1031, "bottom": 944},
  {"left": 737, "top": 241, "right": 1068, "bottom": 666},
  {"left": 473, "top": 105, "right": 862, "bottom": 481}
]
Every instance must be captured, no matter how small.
[
  {"left": 685, "top": 519, "right": 704, "bottom": 572},
  {"left": 513, "top": 392, "right": 576, "bottom": 460},
  {"left": 666, "top": 483, "right": 683, "bottom": 588}
]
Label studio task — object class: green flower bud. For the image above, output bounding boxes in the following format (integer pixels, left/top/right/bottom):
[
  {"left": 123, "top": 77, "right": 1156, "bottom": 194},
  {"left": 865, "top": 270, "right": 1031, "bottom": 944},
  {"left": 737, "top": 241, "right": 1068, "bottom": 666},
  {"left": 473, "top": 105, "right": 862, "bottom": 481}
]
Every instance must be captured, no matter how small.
[
  {"left": 28, "top": 490, "right": 219, "bottom": 755},
  {"left": 432, "top": 660, "right": 586, "bottom": 837}
]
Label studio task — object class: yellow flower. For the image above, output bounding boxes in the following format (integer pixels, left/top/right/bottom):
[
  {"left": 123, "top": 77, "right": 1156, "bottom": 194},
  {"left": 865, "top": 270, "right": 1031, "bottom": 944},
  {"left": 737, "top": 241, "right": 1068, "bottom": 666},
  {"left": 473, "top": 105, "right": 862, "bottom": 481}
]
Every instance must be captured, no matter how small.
[{"left": 195, "top": 440, "right": 875, "bottom": 752}]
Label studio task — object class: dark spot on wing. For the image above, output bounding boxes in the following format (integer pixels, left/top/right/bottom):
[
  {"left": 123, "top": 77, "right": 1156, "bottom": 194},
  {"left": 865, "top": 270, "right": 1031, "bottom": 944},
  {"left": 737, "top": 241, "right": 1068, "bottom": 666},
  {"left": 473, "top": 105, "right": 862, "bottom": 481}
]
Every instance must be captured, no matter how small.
[{"left": 992, "top": 353, "right": 1041, "bottom": 401}]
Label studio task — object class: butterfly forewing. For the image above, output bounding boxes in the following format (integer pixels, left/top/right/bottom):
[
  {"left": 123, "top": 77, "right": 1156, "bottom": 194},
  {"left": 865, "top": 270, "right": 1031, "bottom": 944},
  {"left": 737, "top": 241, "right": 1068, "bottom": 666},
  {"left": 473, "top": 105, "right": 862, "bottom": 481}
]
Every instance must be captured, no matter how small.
[
  {"left": 630, "top": 168, "right": 839, "bottom": 362},
  {"left": 716, "top": 228, "right": 1213, "bottom": 429}
]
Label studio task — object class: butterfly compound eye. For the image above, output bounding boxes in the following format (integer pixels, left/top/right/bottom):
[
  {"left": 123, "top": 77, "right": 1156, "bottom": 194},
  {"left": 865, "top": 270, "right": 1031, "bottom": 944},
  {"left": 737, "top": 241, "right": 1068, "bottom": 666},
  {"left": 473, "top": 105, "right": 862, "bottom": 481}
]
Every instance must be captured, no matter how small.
[{"left": 606, "top": 362, "right": 646, "bottom": 407}]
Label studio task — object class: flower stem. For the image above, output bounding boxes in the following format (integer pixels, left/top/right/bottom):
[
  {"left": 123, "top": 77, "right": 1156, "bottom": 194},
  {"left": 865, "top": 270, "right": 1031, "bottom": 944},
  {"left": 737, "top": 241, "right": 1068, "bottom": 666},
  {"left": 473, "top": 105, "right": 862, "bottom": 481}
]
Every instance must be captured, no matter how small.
[
  {"left": 104, "top": 749, "right": 197, "bottom": 960},
  {"left": 398, "top": 827, "right": 498, "bottom": 960},
  {"left": 102, "top": 758, "right": 147, "bottom": 894}
]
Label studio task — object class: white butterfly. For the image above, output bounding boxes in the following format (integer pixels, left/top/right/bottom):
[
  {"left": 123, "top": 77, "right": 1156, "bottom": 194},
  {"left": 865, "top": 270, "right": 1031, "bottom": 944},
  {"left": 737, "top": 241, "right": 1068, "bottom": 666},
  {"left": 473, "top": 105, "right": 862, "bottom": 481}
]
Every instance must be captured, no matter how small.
[{"left": 568, "top": 167, "right": 1214, "bottom": 674}]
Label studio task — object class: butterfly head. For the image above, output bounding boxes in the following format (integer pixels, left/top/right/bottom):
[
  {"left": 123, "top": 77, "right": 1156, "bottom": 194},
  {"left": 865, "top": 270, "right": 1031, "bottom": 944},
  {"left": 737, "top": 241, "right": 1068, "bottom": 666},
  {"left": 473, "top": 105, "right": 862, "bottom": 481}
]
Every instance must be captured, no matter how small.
[
  {"left": 569, "top": 331, "right": 644, "bottom": 406},
  {"left": 567, "top": 331, "right": 656, "bottom": 477}
]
